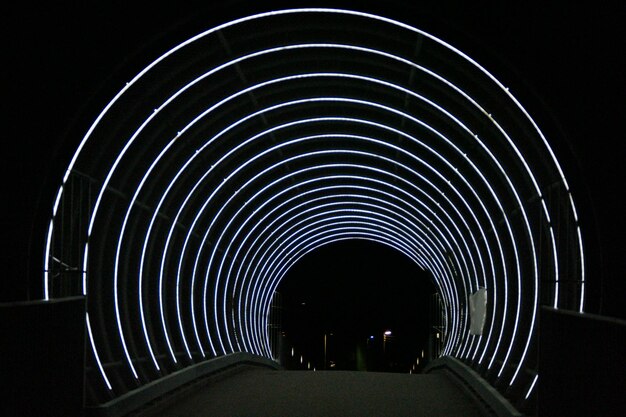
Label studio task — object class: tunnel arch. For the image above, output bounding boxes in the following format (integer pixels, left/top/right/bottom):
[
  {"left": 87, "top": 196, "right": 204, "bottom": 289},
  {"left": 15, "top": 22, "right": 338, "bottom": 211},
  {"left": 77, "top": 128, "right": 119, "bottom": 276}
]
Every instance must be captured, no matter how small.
[{"left": 44, "top": 8, "right": 585, "bottom": 406}]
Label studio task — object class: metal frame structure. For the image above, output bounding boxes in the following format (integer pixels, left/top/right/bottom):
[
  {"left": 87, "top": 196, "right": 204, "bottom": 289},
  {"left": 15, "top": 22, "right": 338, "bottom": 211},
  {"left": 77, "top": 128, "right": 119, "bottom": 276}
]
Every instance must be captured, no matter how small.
[{"left": 43, "top": 9, "right": 585, "bottom": 408}]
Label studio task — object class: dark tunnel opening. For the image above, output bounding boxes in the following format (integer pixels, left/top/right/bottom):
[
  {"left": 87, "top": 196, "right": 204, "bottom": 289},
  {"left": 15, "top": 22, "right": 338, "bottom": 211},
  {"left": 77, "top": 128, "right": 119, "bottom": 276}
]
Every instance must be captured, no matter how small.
[{"left": 276, "top": 239, "right": 436, "bottom": 373}]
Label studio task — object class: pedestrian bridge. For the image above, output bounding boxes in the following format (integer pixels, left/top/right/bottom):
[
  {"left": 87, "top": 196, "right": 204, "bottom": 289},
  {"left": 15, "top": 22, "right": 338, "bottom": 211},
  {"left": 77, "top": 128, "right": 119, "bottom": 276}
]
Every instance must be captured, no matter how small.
[
  {"left": 8, "top": 7, "right": 596, "bottom": 417},
  {"left": 87, "top": 354, "right": 519, "bottom": 417}
]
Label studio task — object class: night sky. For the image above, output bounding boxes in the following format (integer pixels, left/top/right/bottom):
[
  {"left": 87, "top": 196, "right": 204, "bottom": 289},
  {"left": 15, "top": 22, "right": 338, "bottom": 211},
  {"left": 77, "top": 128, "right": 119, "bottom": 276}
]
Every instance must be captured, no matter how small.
[{"left": 3, "top": 0, "right": 625, "bottom": 341}]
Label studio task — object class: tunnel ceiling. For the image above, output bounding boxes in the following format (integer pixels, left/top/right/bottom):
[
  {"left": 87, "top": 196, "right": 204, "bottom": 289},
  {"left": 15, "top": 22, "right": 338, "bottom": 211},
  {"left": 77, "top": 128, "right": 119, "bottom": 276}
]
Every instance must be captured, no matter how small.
[{"left": 44, "top": 8, "right": 585, "bottom": 405}]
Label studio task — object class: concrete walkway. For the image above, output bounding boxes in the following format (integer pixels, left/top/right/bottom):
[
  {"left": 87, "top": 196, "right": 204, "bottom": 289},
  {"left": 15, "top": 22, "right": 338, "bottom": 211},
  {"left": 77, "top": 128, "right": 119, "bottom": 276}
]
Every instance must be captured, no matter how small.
[{"left": 139, "top": 367, "right": 483, "bottom": 417}]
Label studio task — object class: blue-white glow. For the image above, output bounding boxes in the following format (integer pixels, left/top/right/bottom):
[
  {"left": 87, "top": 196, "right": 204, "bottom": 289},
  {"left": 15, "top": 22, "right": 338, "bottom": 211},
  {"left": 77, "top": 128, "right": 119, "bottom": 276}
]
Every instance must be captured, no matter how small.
[
  {"left": 525, "top": 374, "right": 539, "bottom": 399},
  {"left": 86, "top": 312, "right": 113, "bottom": 390},
  {"left": 42, "top": 8, "right": 586, "bottom": 396}
]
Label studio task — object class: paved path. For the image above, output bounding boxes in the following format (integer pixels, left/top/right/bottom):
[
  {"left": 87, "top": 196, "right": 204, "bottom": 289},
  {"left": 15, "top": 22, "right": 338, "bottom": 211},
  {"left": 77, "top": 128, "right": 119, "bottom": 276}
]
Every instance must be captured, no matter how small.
[{"left": 139, "top": 367, "right": 483, "bottom": 417}]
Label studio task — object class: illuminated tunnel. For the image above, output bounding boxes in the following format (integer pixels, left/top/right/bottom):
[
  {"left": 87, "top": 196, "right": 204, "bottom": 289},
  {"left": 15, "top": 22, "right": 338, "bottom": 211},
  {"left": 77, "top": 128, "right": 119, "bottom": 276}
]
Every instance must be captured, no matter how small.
[{"left": 43, "top": 8, "right": 585, "bottom": 407}]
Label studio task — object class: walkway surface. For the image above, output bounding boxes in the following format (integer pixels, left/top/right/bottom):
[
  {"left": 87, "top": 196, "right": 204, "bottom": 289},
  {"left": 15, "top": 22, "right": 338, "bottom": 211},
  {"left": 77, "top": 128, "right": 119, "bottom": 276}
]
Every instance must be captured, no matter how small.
[{"left": 139, "top": 366, "right": 483, "bottom": 417}]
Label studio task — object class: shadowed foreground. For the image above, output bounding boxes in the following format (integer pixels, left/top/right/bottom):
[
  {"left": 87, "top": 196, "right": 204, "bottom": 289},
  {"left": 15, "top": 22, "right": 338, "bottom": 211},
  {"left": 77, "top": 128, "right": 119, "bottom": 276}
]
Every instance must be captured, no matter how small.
[{"left": 139, "top": 367, "right": 483, "bottom": 417}]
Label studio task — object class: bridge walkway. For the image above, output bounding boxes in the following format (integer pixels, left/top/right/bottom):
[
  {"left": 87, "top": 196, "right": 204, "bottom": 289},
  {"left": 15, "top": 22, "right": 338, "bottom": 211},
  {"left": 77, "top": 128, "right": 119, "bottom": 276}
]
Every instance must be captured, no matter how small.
[{"left": 136, "top": 366, "right": 483, "bottom": 417}]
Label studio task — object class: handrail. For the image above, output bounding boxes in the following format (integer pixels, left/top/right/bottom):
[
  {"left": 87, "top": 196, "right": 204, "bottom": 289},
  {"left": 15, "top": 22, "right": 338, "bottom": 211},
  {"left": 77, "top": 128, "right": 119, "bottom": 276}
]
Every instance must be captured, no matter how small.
[
  {"left": 424, "top": 356, "right": 523, "bottom": 417},
  {"left": 86, "top": 353, "right": 280, "bottom": 417}
]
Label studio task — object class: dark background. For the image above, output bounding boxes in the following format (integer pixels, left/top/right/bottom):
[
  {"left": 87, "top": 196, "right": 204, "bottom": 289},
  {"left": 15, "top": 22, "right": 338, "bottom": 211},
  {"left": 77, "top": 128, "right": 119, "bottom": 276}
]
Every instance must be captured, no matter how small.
[
  {"left": 3, "top": 0, "right": 624, "bottom": 325},
  {"left": 278, "top": 239, "right": 435, "bottom": 372}
]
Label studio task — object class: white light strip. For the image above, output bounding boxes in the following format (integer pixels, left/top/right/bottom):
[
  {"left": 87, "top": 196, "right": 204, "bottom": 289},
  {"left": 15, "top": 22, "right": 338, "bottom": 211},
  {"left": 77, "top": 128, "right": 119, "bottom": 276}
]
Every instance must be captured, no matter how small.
[
  {"left": 59, "top": 69, "right": 506, "bottom": 380},
  {"left": 86, "top": 312, "right": 113, "bottom": 390},
  {"left": 551, "top": 226, "right": 560, "bottom": 308},
  {"left": 241, "top": 211, "right": 450, "bottom": 353},
  {"left": 164, "top": 120, "right": 487, "bottom": 358},
  {"left": 120, "top": 79, "right": 512, "bottom": 372},
  {"left": 216, "top": 191, "right": 458, "bottom": 352},
  {"left": 193, "top": 136, "right": 479, "bottom": 354},
  {"left": 178, "top": 137, "right": 490, "bottom": 360},
  {"left": 525, "top": 374, "right": 539, "bottom": 399},
  {"left": 222, "top": 175, "right": 461, "bottom": 353},
  {"left": 578, "top": 226, "right": 585, "bottom": 312},
  {"left": 82, "top": 244, "right": 89, "bottom": 296},
  {"left": 43, "top": 8, "right": 584, "bottom": 394},
  {"left": 127, "top": 87, "right": 494, "bottom": 358},
  {"left": 190, "top": 150, "right": 464, "bottom": 352},
  {"left": 248, "top": 220, "right": 448, "bottom": 355},
  {"left": 260, "top": 230, "right": 444, "bottom": 355},
  {"left": 213, "top": 195, "right": 451, "bottom": 350},
  {"left": 44, "top": 219, "right": 54, "bottom": 300},
  {"left": 232, "top": 183, "right": 456, "bottom": 353}
]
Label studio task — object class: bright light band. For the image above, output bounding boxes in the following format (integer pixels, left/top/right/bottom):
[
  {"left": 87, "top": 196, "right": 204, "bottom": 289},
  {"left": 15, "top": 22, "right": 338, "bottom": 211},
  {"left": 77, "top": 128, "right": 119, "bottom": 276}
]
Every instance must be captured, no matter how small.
[{"left": 42, "top": 8, "right": 585, "bottom": 406}]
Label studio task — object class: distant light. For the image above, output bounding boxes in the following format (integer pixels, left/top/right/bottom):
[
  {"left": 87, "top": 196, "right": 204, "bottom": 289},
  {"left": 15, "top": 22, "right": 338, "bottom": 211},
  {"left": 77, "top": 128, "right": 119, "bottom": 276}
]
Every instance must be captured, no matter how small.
[
  {"left": 300, "top": 355, "right": 303, "bottom": 364},
  {"left": 421, "top": 350, "right": 424, "bottom": 358},
  {"left": 384, "top": 330, "right": 392, "bottom": 336},
  {"left": 301, "top": 302, "right": 306, "bottom": 306},
  {"left": 416, "top": 358, "right": 420, "bottom": 365},
  {"left": 369, "top": 335, "right": 374, "bottom": 339},
  {"left": 291, "top": 347, "right": 294, "bottom": 357},
  {"left": 436, "top": 333, "right": 440, "bottom": 339}
]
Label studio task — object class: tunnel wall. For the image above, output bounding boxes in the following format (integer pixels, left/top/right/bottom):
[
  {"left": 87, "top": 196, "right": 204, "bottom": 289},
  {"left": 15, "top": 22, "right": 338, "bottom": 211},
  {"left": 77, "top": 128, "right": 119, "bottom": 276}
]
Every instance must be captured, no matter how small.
[{"left": 39, "top": 8, "right": 586, "bottom": 410}]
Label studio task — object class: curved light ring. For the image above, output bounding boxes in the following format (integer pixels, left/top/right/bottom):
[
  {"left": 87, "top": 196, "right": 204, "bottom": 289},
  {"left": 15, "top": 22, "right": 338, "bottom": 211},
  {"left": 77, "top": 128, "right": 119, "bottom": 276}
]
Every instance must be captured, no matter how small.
[
  {"left": 165, "top": 115, "right": 509, "bottom": 360},
  {"left": 260, "top": 232, "right": 441, "bottom": 344},
  {"left": 258, "top": 230, "right": 445, "bottom": 356},
  {"left": 232, "top": 190, "right": 454, "bottom": 354},
  {"left": 100, "top": 66, "right": 534, "bottom": 376},
  {"left": 51, "top": 8, "right": 578, "bottom": 210},
  {"left": 128, "top": 88, "right": 502, "bottom": 359},
  {"left": 55, "top": 34, "right": 563, "bottom": 247},
  {"left": 221, "top": 175, "right": 490, "bottom": 355},
  {"left": 246, "top": 212, "right": 457, "bottom": 356},
  {"left": 214, "top": 176, "right": 444, "bottom": 352},
  {"left": 59, "top": 57, "right": 561, "bottom": 346},
  {"left": 185, "top": 135, "right": 498, "bottom": 356},
  {"left": 44, "top": 219, "right": 54, "bottom": 299},
  {"left": 551, "top": 227, "right": 560, "bottom": 308},
  {"left": 86, "top": 312, "right": 113, "bottom": 391},
  {"left": 246, "top": 218, "right": 452, "bottom": 355},
  {"left": 186, "top": 144, "right": 470, "bottom": 355},
  {"left": 198, "top": 140, "right": 481, "bottom": 353},
  {"left": 165, "top": 113, "right": 492, "bottom": 352},
  {"left": 577, "top": 226, "right": 585, "bottom": 313},
  {"left": 235, "top": 205, "right": 457, "bottom": 353},
  {"left": 71, "top": 70, "right": 536, "bottom": 379},
  {"left": 180, "top": 133, "right": 498, "bottom": 358},
  {"left": 73, "top": 60, "right": 550, "bottom": 356},
  {"left": 220, "top": 187, "right": 449, "bottom": 351},
  {"left": 233, "top": 180, "right": 464, "bottom": 352},
  {"left": 117, "top": 75, "right": 535, "bottom": 373},
  {"left": 264, "top": 233, "right": 432, "bottom": 358},
  {"left": 229, "top": 177, "right": 462, "bottom": 354},
  {"left": 525, "top": 374, "right": 539, "bottom": 400},
  {"left": 252, "top": 218, "right": 454, "bottom": 356},
  {"left": 122, "top": 63, "right": 558, "bottom": 361},
  {"left": 43, "top": 8, "right": 584, "bottom": 395},
  {"left": 265, "top": 233, "right": 431, "bottom": 356},
  {"left": 186, "top": 150, "right": 498, "bottom": 360},
  {"left": 216, "top": 189, "right": 475, "bottom": 354},
  {"left": 212, "top": 196, "right": 459, "bottom": 351},
  {"left": 247, "top": 222, "right": 437, "bottom": 354},
  {"left": 259, "top": 230, "right": 442, "bottom": 355}
]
